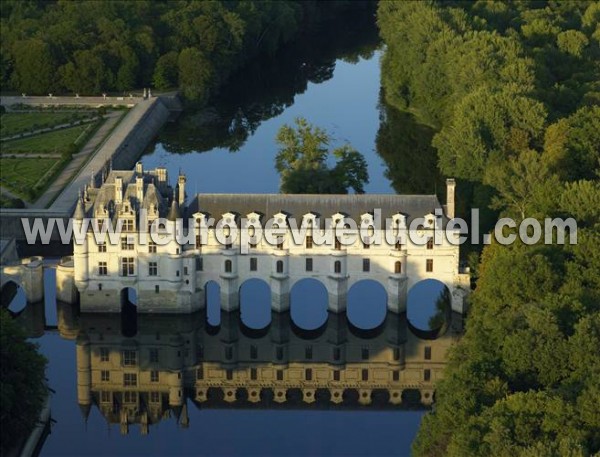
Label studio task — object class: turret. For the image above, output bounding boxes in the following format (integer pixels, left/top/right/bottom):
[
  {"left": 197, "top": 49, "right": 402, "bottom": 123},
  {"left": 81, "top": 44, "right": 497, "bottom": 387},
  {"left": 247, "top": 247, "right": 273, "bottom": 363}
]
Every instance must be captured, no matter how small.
[
  {"left": 177, "top": 173, "right": 186, "bottom": 207},
  {"left": 115, "top": 176, "right": 123, "bottom": 204}
]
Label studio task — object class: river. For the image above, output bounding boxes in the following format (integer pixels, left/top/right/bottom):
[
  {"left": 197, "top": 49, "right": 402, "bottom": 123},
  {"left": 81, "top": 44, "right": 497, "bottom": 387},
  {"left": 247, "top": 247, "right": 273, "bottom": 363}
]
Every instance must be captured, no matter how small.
[{"left": 12, "top": 16, "right": 457, "bottom": 456}]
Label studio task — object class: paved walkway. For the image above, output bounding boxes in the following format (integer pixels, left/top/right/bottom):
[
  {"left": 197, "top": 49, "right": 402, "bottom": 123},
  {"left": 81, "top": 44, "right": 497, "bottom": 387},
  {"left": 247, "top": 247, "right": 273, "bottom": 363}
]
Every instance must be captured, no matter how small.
[
  {"left": 32, "top": 111, "right": 122, "bottom": 209},
  {"left": 0, "top": 186, "right": 31, "bottom": 207},
  {"left": 1, "top": 95, "right": 143, "bottom": 107}
]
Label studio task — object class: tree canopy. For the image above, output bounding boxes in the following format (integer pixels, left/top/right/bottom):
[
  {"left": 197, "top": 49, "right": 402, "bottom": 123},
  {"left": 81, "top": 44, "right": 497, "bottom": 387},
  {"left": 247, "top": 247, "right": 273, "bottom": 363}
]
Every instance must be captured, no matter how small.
[
  {"left": 378, "top": 1, "right": 600, "bottom": 455},
  {"left": 275, "top": 117, "right": 369, "bottom": 194}
]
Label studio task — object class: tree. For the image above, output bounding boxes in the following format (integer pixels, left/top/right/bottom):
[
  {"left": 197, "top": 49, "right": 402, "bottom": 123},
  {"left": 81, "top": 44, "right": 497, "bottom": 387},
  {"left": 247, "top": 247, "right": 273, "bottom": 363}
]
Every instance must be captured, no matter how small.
[
  {"left": 0, "top": 309, "right": 47, "bottom": 454},
  {"left": 153, "top": 51, "right": 179, "bottom": 90},
  {"left": 275, "top": 117, "right": 369, "bottom": 194},
  {"left": 177, "top": 47, "right": 214, "bottom": 102},
  {"left": 10, "top": 39, "right": 56, "bottom": 94}
]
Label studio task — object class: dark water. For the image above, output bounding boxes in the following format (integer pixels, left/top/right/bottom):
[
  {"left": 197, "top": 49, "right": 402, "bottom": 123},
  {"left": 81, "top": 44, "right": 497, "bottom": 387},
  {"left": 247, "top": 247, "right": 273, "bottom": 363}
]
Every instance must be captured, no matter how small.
[{"left": 8, "top": 16, "right": 456, "bottom": 456}]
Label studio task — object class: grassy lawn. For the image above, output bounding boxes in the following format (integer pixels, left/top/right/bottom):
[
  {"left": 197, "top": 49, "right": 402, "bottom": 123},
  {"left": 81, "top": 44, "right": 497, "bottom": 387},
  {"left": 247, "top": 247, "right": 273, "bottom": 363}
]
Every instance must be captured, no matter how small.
[
  {"left": 0, "top": 112, "right": 94, "bottom": 138},
  {"left": 0, "top": 157, "right": 60, "bottom": 198},
  {"left": 0, "top": 124, "right": 90, "bottom": 155}
]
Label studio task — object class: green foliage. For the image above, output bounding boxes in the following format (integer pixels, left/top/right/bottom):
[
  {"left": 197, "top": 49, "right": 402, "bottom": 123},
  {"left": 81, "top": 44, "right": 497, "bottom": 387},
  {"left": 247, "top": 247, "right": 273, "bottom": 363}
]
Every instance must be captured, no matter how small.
[
  {"left": 378, "top": 1, "right": 600, "bottom": 455},
  {"left": 0, "top": 1, "right": 370, "bottom": 101},
  {"left": 0, "top": 309, "right": 47, "bottom": 454},
  {"left": 275, "top": 117, "right": 369, "bottom": 194}
]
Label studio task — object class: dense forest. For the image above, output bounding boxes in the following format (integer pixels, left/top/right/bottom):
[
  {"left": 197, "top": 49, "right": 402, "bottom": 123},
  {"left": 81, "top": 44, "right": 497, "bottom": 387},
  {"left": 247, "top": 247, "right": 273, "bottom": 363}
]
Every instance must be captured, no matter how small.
[
  {"left": 0, "top": 0, "right": 375, "bottom": 102},
  {"left": 379, "top": 1, "right": 599, "bottom": 455}
]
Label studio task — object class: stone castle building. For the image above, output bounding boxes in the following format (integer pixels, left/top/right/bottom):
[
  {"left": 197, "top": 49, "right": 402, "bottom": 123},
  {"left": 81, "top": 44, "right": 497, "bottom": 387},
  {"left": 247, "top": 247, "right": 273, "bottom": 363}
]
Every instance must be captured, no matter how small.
[{"left": 57, "top": 163, "right": 469, "bottom": 314}]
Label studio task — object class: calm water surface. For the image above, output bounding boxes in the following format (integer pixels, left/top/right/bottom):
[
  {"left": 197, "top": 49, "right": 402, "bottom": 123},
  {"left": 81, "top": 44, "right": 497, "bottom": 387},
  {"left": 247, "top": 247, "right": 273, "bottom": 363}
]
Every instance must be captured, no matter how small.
[{"left": 22, "top": 31, "right": 451, "bottom": 456}]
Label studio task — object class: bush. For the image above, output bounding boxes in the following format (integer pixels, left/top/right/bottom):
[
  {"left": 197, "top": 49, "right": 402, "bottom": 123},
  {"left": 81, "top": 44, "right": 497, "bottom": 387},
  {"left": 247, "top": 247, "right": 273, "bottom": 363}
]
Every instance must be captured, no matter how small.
[{"left": 0, "top": 309, "right": 47, "bottom": 454}]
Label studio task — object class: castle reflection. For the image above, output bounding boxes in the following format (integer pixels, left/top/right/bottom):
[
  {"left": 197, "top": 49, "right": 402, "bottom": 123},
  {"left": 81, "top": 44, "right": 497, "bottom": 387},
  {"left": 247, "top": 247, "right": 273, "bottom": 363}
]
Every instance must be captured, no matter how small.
[{"left": 56, "top": 303, "right": 462, "bottom": 435}]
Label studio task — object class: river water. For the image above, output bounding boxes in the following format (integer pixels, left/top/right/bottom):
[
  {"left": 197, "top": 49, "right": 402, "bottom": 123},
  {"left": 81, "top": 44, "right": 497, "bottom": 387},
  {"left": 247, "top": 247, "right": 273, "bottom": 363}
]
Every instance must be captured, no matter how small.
[{"left": 12, "top": 18, "right": 458, "bottom": 456}]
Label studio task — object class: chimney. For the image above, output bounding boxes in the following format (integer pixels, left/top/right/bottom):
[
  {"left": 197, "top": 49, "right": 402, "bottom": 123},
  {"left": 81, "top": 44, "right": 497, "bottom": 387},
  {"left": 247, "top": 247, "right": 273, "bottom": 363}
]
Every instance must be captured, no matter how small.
[
  {"left": 156, "top": 167, "right": 168, "bottom": 191},
  {"left": 177, "top": 173, "right": 186, "bottom": 207},
  {"left": 136, "top": 177, "right": 144, "bottom": 203},
  {"left": 135, "top": 162, "right": 143, "bottom": 175},
  {"left": 446, "top": 178, "right": 456, "bottom": 219},
  {"left": 115, "top": 176, "right": 123, "bottom": 204}
]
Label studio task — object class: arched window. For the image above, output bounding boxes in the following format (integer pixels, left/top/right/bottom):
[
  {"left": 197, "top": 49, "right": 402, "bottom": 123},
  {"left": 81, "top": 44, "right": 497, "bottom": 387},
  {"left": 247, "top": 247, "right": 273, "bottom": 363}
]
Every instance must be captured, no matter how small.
[
  {"left": 276, "top": 260, "right": 284, "bottom": 273},
  {"left": 224, "top": 260, "right": 232, "bottom": 273},
  {"left": 395, "top": 261, "right": 402, "bottom": 274},
  {"left": 334, "top": 260, "right": 341, "bottom": 274}
]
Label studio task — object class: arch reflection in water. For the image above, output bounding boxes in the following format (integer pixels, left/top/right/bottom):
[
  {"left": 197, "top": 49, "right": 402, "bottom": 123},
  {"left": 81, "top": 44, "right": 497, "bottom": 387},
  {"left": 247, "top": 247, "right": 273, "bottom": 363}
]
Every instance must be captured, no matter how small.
[
  {"left": 205, "top": 281, "right": 221, "bottom": 327},
  {"left": 407, "top": 279, "right": 451, "bottom": 333},
  {"left": 346, "top": 280, "right": 387, "bottom": 330},
  {"left": 239, "top": 279, "right": 271, "bottom": 330},
  {"left": 57, "top": 304, "right": 463, "bottom": 435},
  {"left": 290, "top": 278, "right": 329, "bottom": 330},
  {"left": 1, "top": 280, "right": 27, "bottom": 313}
]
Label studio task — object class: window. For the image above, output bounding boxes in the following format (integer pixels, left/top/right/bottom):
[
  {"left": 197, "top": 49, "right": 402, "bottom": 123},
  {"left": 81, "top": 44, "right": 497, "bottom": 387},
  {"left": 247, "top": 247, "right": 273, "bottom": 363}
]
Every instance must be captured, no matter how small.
[
  {"left": 277, "top": 237, "right": 284, "bottom": 250},
  {"left": 123, "top": 391, "right": 137, "bottom": 403},
  {"left": 426, "top": 259, "right": 433, "bottom": 272},
  {"left": 334, "top": 260, "right": 341, "bottom": 274},
  {"left": 150, "top": 392, "right": 160, "bottom": 403},
  {"left": 225, "top": 243, "right": 232, "bottom": 250},
  {"left": 305, "top": 368, "right": 312, "bottom": 381},
  {"left": 250, "top": 257, "right": 257, "bottom": 271},
  {"left": 122, "top": 350, "right": 137, "bottom": 366},
  {"left": 393, "top": 348, "right": 400, "bottom": 361},
  {"left": 176, "top": 270, "right": 180, "bottom": 277},
  {"left": 121, "top": 257, "right": 134, "bottom": 276},
  {"left": 195, "top": 234, "right": 203, "bottom": 249},
  {"left": 362, "top": 369, "right": 369, "bottom": 381},
  {"left": 176, "top": 248, "right": 180, "bottom": 254},
  {"left": 395, "top": 241, "right": 402, "bottom": 251},
  {"left": 121, "top": 236, "right": 134, "bottom": 250},
  {"left": 149, "top": 348, "right": 159, "bottom": 363},
  {"left": 363, "top": 258, "right": 370, "bottom": 272},
  {"left": 196, "top": 367, "right": 204, "bottom": 380},
  {"left": 424, "top": 369, "right": 431, "bottom": 381},
  {"left": 123, "top": 373, "right": 137, "bottom": 386},
  {"left": 363, "top": 237, "right": 370, "bottom": 249},
  {"left": 98, "top": 261, "right": 107, "bottom": 276},
  {"left": 101, "top": 391, "right": 111, "bottom": 403},
  {"left": 155, "top": 285, "right": 160, "bottom": 293},
  {"left": 226, "top": 369, "right": 233, "bottom": 380},
  {"left": 196, "top": 257, "right": 203, "bottom": 271},
  {"left": 277, "top": 370, "right": 284, "bottom": 381},
  {"left": 98, "top": 283, "right": 103, "bottom": 291},
  {"left": 250, "top": 345, "right": 258, "bottom": 359},
  {"left": 98, "top": 242, "right": 106, "bottom": 252},
  {"left": 149, "top": 261, "right": 158, "bottom": 276},
  {"left": 184, "top": 266, "right": 188, "bottom": 275},
  {"left": 306, "top": 236, "right": 313, "bottom": 249},
  {"left": 333, "top": 370, "right": 340, "bottom": 381},
  {"left": 150, "top": 370, "right": 159, "bottom": 382},
  {"left": 333, "top": 347, "right": 341, "bottom": 361},
  {"left": 424, "top": 346, "right": 431, "bottom": 360},
  {"left": 276, "top": 260, "right": 284, "bottom": 274},
  {"left": 305, "top": 258, "right": 313, "bottom": 272},
  {"left": 101, "top": 370, "right": 110, "bottom": 382},
  {"left": 123, "top": 219, "right": 134, "bottom": 232},
  {"left": 100, "top": 347, "right": 109, "bottom": 362},
  {"left": 393, "top": 370, "right": 400, "bottom": 381},
  {"left": 426, "top": 238, "right": 434, "bottom": 250},
  {"left": 305, "top": 346, "right": 313, "bottom": 359},
  {"left": 361, "top": 348, "right": 369, "bottom": 360},
  {"left": 148, "top": 240, "right": 157, "bottom": 253},
  {"left": 224, "top": 260, "right": 232, "bottom": 273},
  {"left": 334, "top": 238, "right": 342, "bottom": 250},
  {"left": 394, "top": 261, "right": 402, "bottom": 274},
  {"left": 250, "top": 368, "right": 257, "bottom": 380}
]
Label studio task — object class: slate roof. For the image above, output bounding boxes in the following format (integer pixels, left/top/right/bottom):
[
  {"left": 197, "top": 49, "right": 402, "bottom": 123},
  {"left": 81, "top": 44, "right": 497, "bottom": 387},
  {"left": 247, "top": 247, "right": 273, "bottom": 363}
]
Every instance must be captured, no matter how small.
[{"left": 187, "top": 194, "right": 447, "bottom": 227}]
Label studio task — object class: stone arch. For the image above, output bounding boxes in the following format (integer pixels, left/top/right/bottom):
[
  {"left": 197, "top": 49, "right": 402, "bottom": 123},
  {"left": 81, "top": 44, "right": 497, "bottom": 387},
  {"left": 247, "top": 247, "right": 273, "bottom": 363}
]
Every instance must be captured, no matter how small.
[
  {"left": 346, "top": 279, "right": 387, "bottom": 331},
  {"left": 407, "top": 279, "right": 451, "bottom": 338},
  {"left": 205, "top": 280, "right": 221, "bottom": 329},
  {"left": 239, "top": 278, "right": 271, "bottom": 332},
  {"left": 0, "top": 279, "right": 27, "bottom": 313},
  {"left": 289, "top": 278, "right": 328, "bottom": 332}
]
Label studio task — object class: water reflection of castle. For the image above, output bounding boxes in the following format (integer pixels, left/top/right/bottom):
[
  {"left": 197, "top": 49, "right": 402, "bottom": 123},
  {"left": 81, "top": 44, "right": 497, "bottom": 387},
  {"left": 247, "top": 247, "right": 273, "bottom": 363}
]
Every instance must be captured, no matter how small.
[{"left": 58, "top": 304, "right": 462, "bottom": 435}]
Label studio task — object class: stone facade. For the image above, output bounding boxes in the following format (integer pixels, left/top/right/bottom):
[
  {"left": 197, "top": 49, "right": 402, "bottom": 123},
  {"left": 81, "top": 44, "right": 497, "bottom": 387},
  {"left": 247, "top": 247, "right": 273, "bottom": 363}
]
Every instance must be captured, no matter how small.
[{"left": 60, "top": 164, "right": 470, "bottom": 314}]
